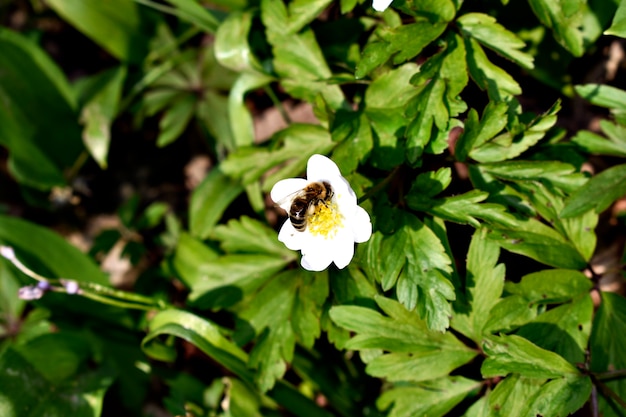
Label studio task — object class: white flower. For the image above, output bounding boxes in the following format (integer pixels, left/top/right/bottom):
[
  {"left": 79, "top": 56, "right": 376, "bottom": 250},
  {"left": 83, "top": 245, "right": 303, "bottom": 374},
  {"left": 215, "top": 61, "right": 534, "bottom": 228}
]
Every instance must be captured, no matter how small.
[
  {"left": 271, "top": 155, "right": 372, "bottom": 271},
  {"left": 373, "top": 0, "right": 393, "bottom": 12}
]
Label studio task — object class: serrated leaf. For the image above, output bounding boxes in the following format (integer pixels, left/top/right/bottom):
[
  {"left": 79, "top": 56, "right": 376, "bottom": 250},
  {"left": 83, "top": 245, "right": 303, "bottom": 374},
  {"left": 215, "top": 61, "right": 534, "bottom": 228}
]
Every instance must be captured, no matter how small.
[
  {"left": 506, "top": 269, "right": 592, "bottom": 304},
  {"left": 480, "top": 160, "right": 587, "bottom": 193},
  {"left": 188, "top": 168, "right": 244, "bottom": 239},
  {"left": 590, "top": 292, "right": 626, "bottom": 416},
  {"left": 483, "top": 295, "right": 539, "bottom": 334},
  {"left": 561, "top": 163, "right": 626, "bottom": 218},
  {"left": 330, "top": 296, "right": 476, "bottom": 382},
  {"left": 528, "top": 0, "right": 585, "bottom": 56},
  {"left": 212, "top": 216, "right": 295, "bottom": 259},
  {"left": 524, "top": 375, "right": 592, "bottom": 417},
  {"left": 261, "top": 0, "right": 343, "bottom": 108},
  {"left": 235, "top": 270, "right": 328, "bottom": 391},
  {"left": 452, "top": 229, "right": 505, "bottom": 342},
  {"left": 214, "top": 11, "right": 262, "bottom": 72},
  {"left": 455, "top": 102, "right": 508, "bottom": 162},
  {"left": 364, "top": 212, "right": 454, "bottom": 330},
  {"left": 187, "top": 254, "right": 289, "bottom": 309},
  {"left": 470, "top": 101, "right": 560, "bottom": 162},
  {"left": 482, "top": 334, "right": 580, "bottom": 379},
  {"left": 406, "top": 33, "right": 468, "bottom": 163},
  {"left": 221, "top": 124, "right": 334, "bottom": 187},
  {"left": 407, "top": 189, "right": 517, "bottom": 228},
  {"left": 517, "top": 295, "right": 593, "bottom": 365},
  {"left": 487, "top": 217, "right": 587, "bottom": 269},
  {"left": 457, "top": 13, "right": 534, "bottom": 69},
  {"left": 488, "top": 375, "right": 545, "bottom": 417},
  {"left": 463, "top": 37, "right": 522, "bottom": 101},
  {"left": 377, "top": 377, "right": 481, "bottom": 417}
]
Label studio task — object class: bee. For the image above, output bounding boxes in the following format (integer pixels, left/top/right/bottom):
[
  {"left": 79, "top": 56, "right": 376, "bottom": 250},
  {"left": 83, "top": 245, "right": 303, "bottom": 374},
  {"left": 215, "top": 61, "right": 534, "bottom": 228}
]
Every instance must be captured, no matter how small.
[{"left": 286, "top": 181, "right": 334, "bottom": 232}]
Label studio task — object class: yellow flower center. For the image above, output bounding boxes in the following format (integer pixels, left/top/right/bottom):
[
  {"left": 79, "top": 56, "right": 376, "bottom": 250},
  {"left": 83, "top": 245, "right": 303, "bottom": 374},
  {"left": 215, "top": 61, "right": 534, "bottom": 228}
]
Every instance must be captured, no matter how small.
[{"left": 308, "top": 201, "right": 343, "bottom": 238}]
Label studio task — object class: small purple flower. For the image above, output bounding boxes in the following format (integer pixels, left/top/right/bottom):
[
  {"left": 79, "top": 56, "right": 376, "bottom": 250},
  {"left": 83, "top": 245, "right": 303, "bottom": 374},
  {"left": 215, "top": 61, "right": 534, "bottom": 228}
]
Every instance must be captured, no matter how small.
[
  {"left": 62, "top": 279, "right": 80, "bottom": 295},
  {"left": 18, "top": 285, "right": 44, "bottom": 301},
  {"left": 37, "top": 281, "right": 52, "bottom": 291}
]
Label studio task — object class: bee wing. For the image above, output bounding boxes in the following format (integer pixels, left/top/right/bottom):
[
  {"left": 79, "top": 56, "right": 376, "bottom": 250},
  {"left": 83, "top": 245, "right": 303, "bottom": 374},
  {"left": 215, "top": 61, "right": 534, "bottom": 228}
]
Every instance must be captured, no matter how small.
[{"left": 271, "top": 178, "right": 307, "bottom": 210}]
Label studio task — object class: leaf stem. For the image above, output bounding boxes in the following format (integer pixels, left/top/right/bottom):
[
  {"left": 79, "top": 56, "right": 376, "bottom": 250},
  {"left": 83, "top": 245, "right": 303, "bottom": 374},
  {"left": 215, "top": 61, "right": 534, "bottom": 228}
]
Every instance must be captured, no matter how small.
[
  {"left": 263, "top": 85, "right": 292, "bottom": 125},
  {"left": 590, "top": 372, "right": 626, "bottom": 411},
  {"left": 358, "top": 166, "right": 400, "bottom": 204}
]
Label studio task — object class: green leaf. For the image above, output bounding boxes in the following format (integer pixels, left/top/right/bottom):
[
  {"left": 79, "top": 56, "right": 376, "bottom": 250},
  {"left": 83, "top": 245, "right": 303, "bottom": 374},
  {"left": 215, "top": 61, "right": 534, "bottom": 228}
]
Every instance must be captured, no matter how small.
[
  {"left": 187, "top": 254, "right": 288, "bottom": 309},
  {"left": 455, "top": 102, "right": 508, "bottom": 162},
  {"left": 156, "top": 94, "right": 196, "bottom": 147},
  {"left": 143, "top": 309, "right": 332, "bottom": 416},
  {"left": 561, "top": 163, "right": 626, "bottom": 218},
  {"left": 189, "top": 167, "right": 244, "bottom": 239},
  {"left": 221, "top": 124, "right": 334, "bottom": 187},
  {"left": 590, "top": 292, "right": 626, "bottom": 416},
  {"left": 171, "top": 232, "right": 218, "bottom": 288},
  {"left": 46, "top": 0, "right": 152, "bottom": 63},
  {"left": 0, "top": 258, "right": 26, "bottom": 334},
  {"left": 331, "top": 113, "right": 374, "bottom": 173},
  {"left": 365, "top": 64, "right": 420, "bottom": 169},
  {"left": 0, "top": 29, "right": 82, "bottom": 189},
  {"left": 470, "top": 101, "right": 560, "bottom": 163},
  {"left": 505, "top": 269, "right": 592, "bottom": 304},
  {"left": 0, "top": 215, "right": 108, "bottom": 286},
  {"left": 330, "top": 296, "right": 476, "bottom": 382},
  {"left": 528, "top": 0, "right": 585, "bottom": 56},
  {"left": 480, "top": 160, "right": 587, "bottom": 193},
  {"left": 487, "top": 217, "right": 587, "bottom": 269},
  {"left": 452, "top": 228, "right": 505, "bottom": 343},
  {"left": 215, "top": 11, "right": 261, "bottom": 72},
  {"left": 407, "top": 189, "right": 517, "bottom": 228},
  {"left": 355, "top": 0, "right": 456, "bottom": 77},
  {"left": 482, "top": 334, "right": 580, "bottom": 379},
  {"left": 406, "top": 33, "right": 468, "bottom": 163},
  {"left": 605, "top": 0, "right": 626, "bottom": 37},
  {"left": 261, "top": 0, "right": 344, "bottom": 108},
  {"left": 363, "top": 213, "right": 455, "bottom": 331},
  {"left": 524, "top": 375, "right": 592, "bottom": 417},
  {"left": 483, "top": 295, "right": 539, "bottom": 334},
  {"left": 490, "top": 375, "right": 544, "bottom": 417},
  {"left": 0, "top": 347, "right": 113, "bottom": 417},
  {"left": 572, "top": 126, "right": 626, "bottom": 158},
  {"left": 463, "top": 37, "right": 522, "bottom": 101},
  {"left": 228, "top": 73, "right": 274, "bottom": 149},
  {"left": 235, "top": 270, "right": 328, "bottom": 391},
  {"left": 212, "top": 216, "right": 295, "bottom": 259},
  {"left": 377, "top": 377, "right": 481, "bottom": 417},
  {"left": 457, "top": 13, "right": 534, "bottom": 69},
  {"left": 517, "top": 295, "right": 593, "bottom": 365},
  {"left": 79, "top": 66, "right": 127, "bottom": 168},
  {"left": 164, "top": 0, "right": 220, "bottom": 33},
  {"left": 575, "top": 83, "right": 626, "bottom": 111}
]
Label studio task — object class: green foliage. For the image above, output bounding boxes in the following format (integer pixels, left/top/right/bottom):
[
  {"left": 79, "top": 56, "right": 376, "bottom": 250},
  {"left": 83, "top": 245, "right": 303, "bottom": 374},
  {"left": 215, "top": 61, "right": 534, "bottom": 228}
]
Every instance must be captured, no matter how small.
[{"left": 1, "top": 0, "right": 626, "bottom": 416}]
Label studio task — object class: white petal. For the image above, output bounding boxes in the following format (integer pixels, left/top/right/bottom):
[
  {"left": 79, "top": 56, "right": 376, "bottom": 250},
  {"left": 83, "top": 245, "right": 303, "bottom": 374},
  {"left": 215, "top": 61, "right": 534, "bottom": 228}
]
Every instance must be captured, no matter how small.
[
  {"left": 278, "top": 220, "right": 304, "bottom": 250},
  {"left": 372, "top": 0, "right": 393, "bottom": 11},
  {"left": 332, "top": 229, "right": 355, "bottom": 269},
  {"left": 301, "top": 245, "right": 334, "bottom": 271},
  {"left": 271, "top": 178, "right": 308, "bottom": 210},
  {"left": 332, "top": 176, "right": 357, "bottom": 209},
  {"left": 351, "top": 206, "right": 372, "bottom": 243},
  {"left": 307, "top": 154, "right": 341, "bottom": 181}
]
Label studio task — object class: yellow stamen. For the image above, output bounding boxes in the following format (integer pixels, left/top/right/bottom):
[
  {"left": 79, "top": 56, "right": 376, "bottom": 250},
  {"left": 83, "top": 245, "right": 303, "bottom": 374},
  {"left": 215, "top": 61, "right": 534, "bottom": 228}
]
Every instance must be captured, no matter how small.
[{"left": 308, "top": 202, "right": 343, "bottom": 238}]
